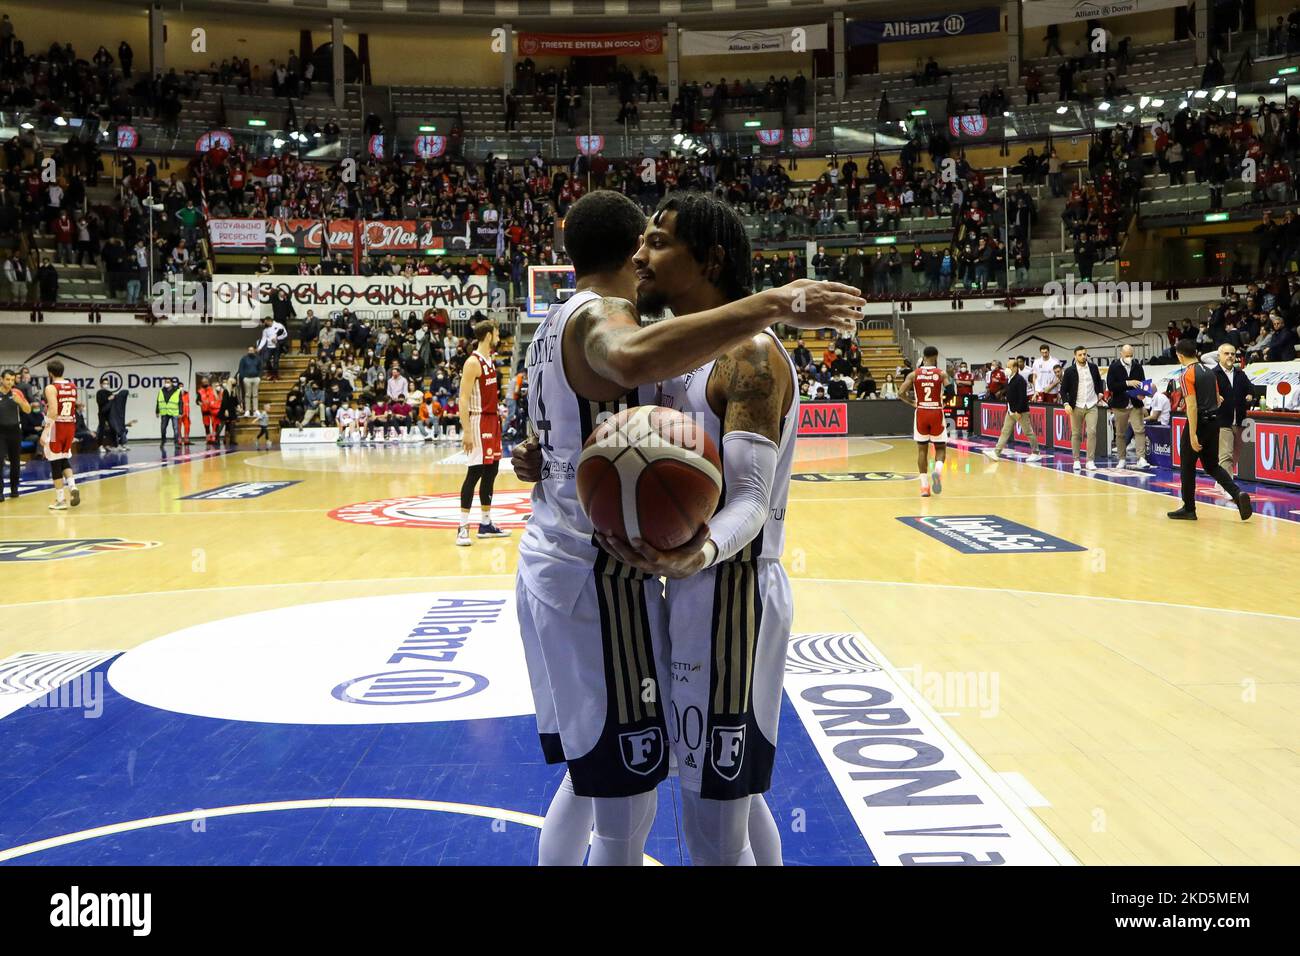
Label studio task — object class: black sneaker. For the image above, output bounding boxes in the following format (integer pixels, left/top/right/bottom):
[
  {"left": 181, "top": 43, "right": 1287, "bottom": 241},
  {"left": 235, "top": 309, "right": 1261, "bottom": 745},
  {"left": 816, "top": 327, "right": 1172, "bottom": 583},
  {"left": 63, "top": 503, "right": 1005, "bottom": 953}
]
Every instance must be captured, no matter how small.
[
  {"left": 1166, "top": 507, "right": 1197, "bottom": 520},
  {"left": 1236, "top": 493, "right": 1253, "bottom": 521}
]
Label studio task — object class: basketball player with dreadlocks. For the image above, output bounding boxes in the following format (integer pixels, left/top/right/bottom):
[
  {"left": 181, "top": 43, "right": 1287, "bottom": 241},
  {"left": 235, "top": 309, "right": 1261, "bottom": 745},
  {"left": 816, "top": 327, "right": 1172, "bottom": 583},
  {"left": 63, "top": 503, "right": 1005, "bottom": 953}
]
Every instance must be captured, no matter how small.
[{"left": 455, "top": 319, "right": 510, "bottom": 546}]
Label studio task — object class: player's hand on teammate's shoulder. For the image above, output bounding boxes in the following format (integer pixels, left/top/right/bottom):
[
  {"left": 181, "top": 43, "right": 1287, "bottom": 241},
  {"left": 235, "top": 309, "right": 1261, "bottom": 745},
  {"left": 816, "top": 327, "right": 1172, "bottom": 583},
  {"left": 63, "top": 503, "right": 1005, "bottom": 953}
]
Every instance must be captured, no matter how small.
[
  {"left": 595, "top": 526, "right": 711, "bottom": 580},
  {"left": 765, "top": 278, "right": 865, "bottom": 334},
  {"left": 512, "top": 435, "right": 542, "bottom": 483}
]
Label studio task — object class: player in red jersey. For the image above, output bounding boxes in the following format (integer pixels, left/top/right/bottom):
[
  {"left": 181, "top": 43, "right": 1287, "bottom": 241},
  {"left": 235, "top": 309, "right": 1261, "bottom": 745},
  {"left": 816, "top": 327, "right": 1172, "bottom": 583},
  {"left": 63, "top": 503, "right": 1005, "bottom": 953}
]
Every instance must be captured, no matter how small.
[
  {"left": 900, "top": 345, "right": 949, "bottom": 497},
  {"left": 456, "top": 318, "right": 509, "bottom": 546},
  {"left": 40, "top": 359, "right": 80, "bottom": 511}
]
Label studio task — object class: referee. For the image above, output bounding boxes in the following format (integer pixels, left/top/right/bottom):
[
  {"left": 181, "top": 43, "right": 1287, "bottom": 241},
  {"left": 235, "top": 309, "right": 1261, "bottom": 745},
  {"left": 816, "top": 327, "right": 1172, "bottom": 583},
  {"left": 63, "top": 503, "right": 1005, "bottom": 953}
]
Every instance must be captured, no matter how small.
[{"left": 1167, "top": 341, "right": 1252, "bottom": 521}]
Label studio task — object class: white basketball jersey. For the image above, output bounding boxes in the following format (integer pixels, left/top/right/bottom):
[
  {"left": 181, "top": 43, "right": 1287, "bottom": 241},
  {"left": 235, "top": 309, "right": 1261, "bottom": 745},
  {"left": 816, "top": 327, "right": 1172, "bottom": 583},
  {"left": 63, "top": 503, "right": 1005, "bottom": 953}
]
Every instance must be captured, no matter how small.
[
  {"left": 518, "top": 289, "right": 646, "bottom": 612},
  {"left": 655, "top": 329, "right": 798, "bottom": 562}
]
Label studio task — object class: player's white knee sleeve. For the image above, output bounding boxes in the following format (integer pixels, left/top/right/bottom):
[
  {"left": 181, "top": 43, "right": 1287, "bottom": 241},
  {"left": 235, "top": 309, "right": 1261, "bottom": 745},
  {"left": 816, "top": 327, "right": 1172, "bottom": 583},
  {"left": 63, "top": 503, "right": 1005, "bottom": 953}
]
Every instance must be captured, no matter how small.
[
  {"left": 681, "top": 790, "right": 753, "bottom": 867},
  {"left": 747, "top": 794, "right": 783, "bottom": 866},
  {"left": 538, "top": 771, "right": 593, "bottom": 867},
  {"left": 588, "top": 791, "right": 657, "bottom": 867}
]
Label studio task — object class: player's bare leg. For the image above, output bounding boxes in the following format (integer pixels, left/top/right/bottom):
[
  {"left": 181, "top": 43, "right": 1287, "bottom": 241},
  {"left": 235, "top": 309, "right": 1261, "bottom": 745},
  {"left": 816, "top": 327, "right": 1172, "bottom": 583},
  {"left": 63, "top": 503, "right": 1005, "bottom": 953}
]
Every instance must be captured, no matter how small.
[
  {"left": 917, "top": 442, "right": 932, "bottom": 497},
  {"left": 932, "top": 442, "right": 946, "bottom": 495}
]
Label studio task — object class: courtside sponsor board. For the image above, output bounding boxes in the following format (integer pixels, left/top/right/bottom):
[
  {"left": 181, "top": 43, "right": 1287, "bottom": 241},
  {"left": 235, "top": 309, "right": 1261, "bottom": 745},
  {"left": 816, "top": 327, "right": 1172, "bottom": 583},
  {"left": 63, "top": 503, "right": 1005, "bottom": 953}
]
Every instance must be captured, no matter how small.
[
  {"left": 897, "top": 515, "right": 1085, "bottom": 554},
  {"left": 979, "top": 402, "right": 1047, "bottom": 446},
  {"left": 799, "top": 402, "right": 849, "bottom": 436},
  {"left": 1255, "top": 420, "right": 1300, "bottom": 485},
  {"left": 181, "top": 481, "right": 300, "bottom": 500},
  {"left": 783, "top": 632, "right": 1074, "bottom": 865}
]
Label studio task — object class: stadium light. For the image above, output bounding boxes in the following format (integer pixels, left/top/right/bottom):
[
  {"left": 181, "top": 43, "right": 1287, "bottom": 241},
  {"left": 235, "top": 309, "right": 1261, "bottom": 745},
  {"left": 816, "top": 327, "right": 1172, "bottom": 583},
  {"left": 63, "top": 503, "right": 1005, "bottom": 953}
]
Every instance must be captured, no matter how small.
[
  {"left": 1151, "top": 99, "right": 1165, "bottom": 107},
  {"left": 53, "top": 116, "right": 67, "bottom": 126},
  {"left": 1212, "top": 89, "right": 1226, "bottom": 102},
  {"left": 1227, "top": 91, "right": 1237, "bottom": 99},
  {"left": 671, "top": 133, "right": 683, "bottom": 145},
  {"left": 1056, "top": 106, "right": 1069, "bottom": 114},
  {"left": 1098, "top": 101, "right": 1111, "bottom": 111},
  {"left": 1194, "top": 90, "right": 1208, "bottom": 99},
  {"left": 1178, "top": 100, "right": 1189, "bottom": 109},
  {"left": 19, "top": 121, "right": 33, "bottom": 129},
  {"left": 272, "top": 137, "right": 286, "bottom": 148},
  {"left": 1122, "top": 105, "right": 1135, "bottom": 114},
  {"left": 1002, "top": 111, "right": 1010, "bottom": 117},
  {"left": 1270, "top": 77, "right": 1281, "bottom": 85},
  {"left": 1139, "top": 96, "right": 1150, "bottom": 109}
]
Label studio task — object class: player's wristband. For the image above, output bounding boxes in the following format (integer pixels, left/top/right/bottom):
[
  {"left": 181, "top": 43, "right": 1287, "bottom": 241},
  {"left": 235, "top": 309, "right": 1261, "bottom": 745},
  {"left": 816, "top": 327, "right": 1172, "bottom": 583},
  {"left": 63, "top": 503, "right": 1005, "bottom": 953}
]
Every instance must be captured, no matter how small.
[{"left": 701, "top": 540, "right": 720, "bottom": 569}]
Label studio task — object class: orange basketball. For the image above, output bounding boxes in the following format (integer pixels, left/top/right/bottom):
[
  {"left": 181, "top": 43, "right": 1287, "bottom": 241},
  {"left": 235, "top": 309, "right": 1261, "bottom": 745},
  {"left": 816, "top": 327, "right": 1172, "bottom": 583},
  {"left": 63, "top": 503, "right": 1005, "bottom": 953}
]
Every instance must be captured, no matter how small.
[{"left": 576, "top": 405, "right": 722, "bottom": 552}]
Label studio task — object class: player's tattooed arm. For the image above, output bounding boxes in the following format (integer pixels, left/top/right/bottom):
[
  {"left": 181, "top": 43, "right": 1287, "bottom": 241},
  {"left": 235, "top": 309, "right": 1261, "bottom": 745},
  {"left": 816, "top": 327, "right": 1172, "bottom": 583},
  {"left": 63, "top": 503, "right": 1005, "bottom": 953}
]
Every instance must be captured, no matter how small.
[
  {"left": 574, "top": 297, "right": 642, "bottom": 387},
  {"left": 719, "top": 335, "right": 786, "bottom": 444}
]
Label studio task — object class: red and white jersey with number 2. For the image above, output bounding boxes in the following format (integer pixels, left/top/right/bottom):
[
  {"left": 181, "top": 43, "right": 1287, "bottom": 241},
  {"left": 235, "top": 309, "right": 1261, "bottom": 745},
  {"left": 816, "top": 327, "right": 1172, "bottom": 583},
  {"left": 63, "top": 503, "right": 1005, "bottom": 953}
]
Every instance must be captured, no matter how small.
[{"left": 914, "top": 366, "right": 944, "bottom": 409}]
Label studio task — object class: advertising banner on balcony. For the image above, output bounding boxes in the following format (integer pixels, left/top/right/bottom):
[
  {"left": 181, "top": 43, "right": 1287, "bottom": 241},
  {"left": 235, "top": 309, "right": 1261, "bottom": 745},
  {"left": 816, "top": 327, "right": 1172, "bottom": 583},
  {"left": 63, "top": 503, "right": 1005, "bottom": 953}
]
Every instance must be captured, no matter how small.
[
  {"left": 1022, "top": 0, "right": 1186, "bottom": 29},
  {"left": 518, "top": 32, "right": 663, "bottom": 57},
  {"left": 681, "top": 25, "right": 827, "bottom": 56},
  {"left": 847, "top": 8, "right": 1001, "bottom": 45},
  {"left": 207, "top": 219, "right": 267, "bottom": 248},
  {"left": 211, "top": 274, "right": 489, "bottom": 322}
]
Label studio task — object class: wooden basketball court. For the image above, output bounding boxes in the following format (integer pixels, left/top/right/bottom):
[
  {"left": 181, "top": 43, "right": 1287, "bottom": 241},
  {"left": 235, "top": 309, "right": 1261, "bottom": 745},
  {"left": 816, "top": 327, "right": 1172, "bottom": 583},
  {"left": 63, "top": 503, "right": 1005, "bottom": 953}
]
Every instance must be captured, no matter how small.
[{"left": 2, "top": 433, "right": 1296, "bottom": 866}]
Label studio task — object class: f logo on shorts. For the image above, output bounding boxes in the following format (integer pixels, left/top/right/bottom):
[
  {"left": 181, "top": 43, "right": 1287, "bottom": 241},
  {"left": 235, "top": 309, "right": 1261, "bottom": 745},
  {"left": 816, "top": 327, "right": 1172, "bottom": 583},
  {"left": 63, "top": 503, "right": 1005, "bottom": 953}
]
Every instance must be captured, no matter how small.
[
  {"left": 619, "top": 728, "right": 665, "bottom": 775},
  {"left": 711, "top": 726, "right": 746, "bottom": 780}
]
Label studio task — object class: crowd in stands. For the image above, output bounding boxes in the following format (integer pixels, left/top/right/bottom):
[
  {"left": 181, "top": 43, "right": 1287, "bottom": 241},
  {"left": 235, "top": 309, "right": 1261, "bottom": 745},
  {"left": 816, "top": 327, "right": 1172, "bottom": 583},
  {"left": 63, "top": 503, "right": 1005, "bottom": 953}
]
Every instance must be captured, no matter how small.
[
  {"left": 673, "top": 71, "right": 809, "bottom": 131},
  {"left": 1151, "top": 99, "right": 1300, "bottom": 210}
]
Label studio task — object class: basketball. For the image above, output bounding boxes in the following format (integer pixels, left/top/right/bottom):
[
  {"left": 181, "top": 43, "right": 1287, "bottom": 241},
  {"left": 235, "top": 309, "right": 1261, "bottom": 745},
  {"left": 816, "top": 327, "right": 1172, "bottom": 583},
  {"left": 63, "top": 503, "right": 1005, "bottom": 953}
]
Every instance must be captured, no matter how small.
[{"left": 576, "top": 405, "right": 722, "bottom": 551}]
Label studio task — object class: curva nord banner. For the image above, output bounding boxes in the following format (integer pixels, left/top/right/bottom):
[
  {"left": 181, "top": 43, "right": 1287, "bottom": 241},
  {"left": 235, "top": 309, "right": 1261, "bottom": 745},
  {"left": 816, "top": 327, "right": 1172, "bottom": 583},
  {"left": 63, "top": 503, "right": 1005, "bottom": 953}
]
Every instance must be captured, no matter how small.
[
  {"left": 210, "top": 274, "right": 490, "bottom": 322},
  {"left": 518, "top": 32, "right": 663, "bottom": 57},
  {"left": 207, "top": 219, "right": 495, "bottom": 252}
]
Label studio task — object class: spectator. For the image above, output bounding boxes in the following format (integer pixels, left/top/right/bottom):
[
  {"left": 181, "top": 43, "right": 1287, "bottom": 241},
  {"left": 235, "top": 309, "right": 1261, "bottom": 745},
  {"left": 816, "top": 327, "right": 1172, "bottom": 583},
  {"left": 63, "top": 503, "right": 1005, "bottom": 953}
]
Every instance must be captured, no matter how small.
[
  {"left": 237, "top": 346, "right": 262, "bottom": 419},
  {"left": 1106, "top": 344, "right": 1149, "bottom": 467},
  {"left": 156, "top": 377, "right": 183, "bottom": 448}
]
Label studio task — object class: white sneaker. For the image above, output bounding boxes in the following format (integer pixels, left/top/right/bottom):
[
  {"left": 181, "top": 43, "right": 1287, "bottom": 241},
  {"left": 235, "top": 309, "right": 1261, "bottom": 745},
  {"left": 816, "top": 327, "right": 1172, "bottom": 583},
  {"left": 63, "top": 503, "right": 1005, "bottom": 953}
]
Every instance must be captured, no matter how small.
[
  {"left": 1115, "top": 459, "right": 1126, "bottom": 469},
  {"left": 1136, "top": 458, "right": 1150, "bottom": 469},
  {"left": 1072, "top": 460, "right": 1082, "bottom": 472},
  {"left": 982, "top": 448, "right": 1001, "bottom": 460},
  {"left": 455, "top": 525, "right": 471, "bottom": 547},
  {"left": 1026, "top": 453, "right": 1044, "bottom": 462},
  {"left": 1085, "top": 461, "right": 1098, "bottom": 471},
  {"left": 49, "top": 500, "right": 68, "bottom": 511}
]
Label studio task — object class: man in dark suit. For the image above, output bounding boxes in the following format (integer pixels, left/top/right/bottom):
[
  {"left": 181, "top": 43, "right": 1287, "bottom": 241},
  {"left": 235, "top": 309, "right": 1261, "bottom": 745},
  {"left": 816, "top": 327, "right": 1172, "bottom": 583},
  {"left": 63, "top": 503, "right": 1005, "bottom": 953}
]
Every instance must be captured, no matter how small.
[
  {"left": 983, "top": 358, "right": 1043, "bottom": 460},
  {"left": 1060, "top": 345, "right": 1105, "bottom": 471},
  {"left": 1265, "top": 314, "right": 1298, "bottom": 361},
  {"left": 1106, "top": 344, "right": 1149, "bottom": 467},
  {"left": 1214, "top": 343, "right": 1253, "bottom": 479}
]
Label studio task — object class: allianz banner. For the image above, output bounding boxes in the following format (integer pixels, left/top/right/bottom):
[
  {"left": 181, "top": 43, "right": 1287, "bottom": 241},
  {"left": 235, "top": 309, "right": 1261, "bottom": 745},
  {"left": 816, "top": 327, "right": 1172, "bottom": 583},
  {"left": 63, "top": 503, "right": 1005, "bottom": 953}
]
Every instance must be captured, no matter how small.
[
  {"left": 848, "top": 8, "right": 1001, "bottom": 45},
  {"left": 1022, "top": 0, "right": 1187, "bottom": 29},
  {"left": 681, "top": 25, "right": 828, "bottom": 56}
]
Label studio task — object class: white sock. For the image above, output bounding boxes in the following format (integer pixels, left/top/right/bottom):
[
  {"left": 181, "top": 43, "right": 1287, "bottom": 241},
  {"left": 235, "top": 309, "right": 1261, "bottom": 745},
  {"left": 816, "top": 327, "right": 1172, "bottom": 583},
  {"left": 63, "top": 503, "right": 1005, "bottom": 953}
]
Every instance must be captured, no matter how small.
[
  {"left": 538, "top": 771, "right": 593, "bottom": 866},
  {"left": 589, "top": 791, "right": 657, "bottom": 866},
  {"left": 481, "top": 508, "right": 492, "bottom": 526},
  {"left": 748, "top": 795, "right": 783, "bottom": 866},
  {"left": 55, "top": 488, "right": 65, "bottom": 503},
  {"left": 65, "top": 474, "right": 76, "bottom": 488},
  {"left": 933, "top": 460, "right": 943, "bottom": 475}
]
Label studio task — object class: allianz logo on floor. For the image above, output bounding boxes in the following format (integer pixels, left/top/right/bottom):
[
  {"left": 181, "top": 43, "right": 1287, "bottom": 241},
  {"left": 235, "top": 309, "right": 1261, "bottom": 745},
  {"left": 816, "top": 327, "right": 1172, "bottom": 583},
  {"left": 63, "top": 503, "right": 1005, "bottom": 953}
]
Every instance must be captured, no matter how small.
[
  {"left": 898, "top": 515, "right": 1085, "bottom": 554},
  {"left": 180, "top": 481, "right": 300, "bottom": 500}
]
